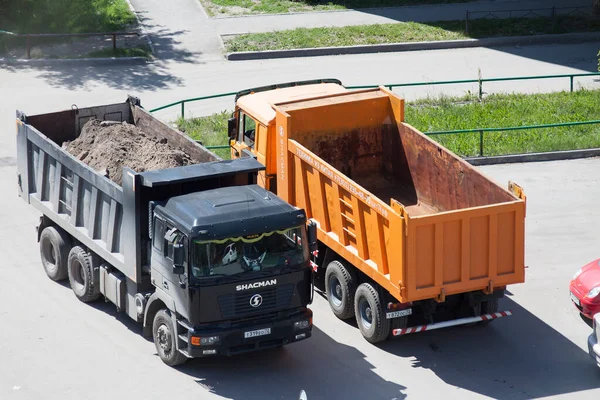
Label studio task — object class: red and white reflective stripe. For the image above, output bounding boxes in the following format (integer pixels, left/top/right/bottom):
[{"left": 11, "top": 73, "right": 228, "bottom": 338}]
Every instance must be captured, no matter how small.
[
  {"left": 393, "top": 310, "right": 513, "bottom": 336},
  {"left": 310, "top": 261, "right": 318, "bottom": 272}
]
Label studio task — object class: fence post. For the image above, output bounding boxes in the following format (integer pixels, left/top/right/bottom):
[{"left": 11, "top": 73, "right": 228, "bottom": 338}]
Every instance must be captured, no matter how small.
[
  {"left": 570, "top": 75, "right": 574, "bottom": 92},
  {"left": 112, "top": 34, "right": 117, "bottom": 51},
  {"left": 465, "top": 10, "right": 469, "bottom": 35},
  {"left": 478, "top": 77, "right": 483, "bottom": 101},
  {"left": 479, "top": 130, "right": 484, "bottom": 156},
  {"left": 27, "top": 34, "right": 31, "bottom": 59},
  {"left": 181, "top": 102, "right": 185, "bottom": 119}
]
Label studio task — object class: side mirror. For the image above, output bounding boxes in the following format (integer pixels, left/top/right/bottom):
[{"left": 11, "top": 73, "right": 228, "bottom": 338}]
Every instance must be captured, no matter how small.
[
  {"left": 228, "top": 117, "right": 237, "bottom": 141},
  {"left": 172, "top": 242, "right": 185, "bottom": 275},
  {"left": 307, "top": 220, "right": 318, "bottom": 253}
]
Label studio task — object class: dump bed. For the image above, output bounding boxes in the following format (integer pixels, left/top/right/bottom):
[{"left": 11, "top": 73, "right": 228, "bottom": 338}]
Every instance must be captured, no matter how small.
[
  {"left": 273, "top": 87, "right": 526, "bottom": 303},
  {"left": 16, "top": 97, "right": 263, "bottom": 283}
]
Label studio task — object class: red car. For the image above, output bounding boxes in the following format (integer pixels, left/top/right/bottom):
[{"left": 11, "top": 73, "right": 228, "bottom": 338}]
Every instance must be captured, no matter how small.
[{"left": 570, "top": 258, "right": 600, "bottom": 319}]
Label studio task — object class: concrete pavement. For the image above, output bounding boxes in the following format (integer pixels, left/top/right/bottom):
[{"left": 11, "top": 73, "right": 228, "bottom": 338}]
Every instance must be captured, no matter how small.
[
  {"left": 1, "top": 153, "right": 600, "bottom": 399},
  {"left": 213, "top": 0, "right": 590, "bottom": 36},
  {"left": 128, "top": 0, "right": 593, "bottom": 61}
]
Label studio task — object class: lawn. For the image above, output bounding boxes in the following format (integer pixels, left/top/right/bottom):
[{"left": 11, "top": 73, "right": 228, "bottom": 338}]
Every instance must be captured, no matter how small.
[
  {"left": 202, "top": 0, "right": 471, "bottom": 17},
  {"left": 177, "top": 111, "right": 232, "bottom": 159},
  {"left": 0, "top": 0, "right": 135, "bottom": 33},
  {"left": 176, "top": 89, "right": 600, "bottom": 159},
  {"left": 408, "top": 90, "right": 600, "bottom": 157},
  {"left": 0, "top": 0, "right": 136, "bottom": 52},
  {"left": 225, "top": 16, "right": 600, "bottom": 52}
]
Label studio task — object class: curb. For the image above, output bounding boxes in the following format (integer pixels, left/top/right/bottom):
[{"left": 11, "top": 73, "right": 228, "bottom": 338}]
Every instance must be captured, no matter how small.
[
  {"left": 226, "top": 31, "right": 600, "bottom": 61},
  {"left": 0, "top": 56, "right": 150, "bottom": 66},
  {"left": 465, "top": 148, "right": 600, "bottom": 166}
]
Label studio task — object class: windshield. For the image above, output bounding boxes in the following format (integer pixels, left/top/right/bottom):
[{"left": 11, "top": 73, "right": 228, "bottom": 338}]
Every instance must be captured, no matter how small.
[{"left": 191, "top": 226, "right": 308, "bottom": 279}]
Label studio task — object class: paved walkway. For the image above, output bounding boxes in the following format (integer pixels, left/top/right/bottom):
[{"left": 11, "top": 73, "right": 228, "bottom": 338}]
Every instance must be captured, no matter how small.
[
  {"left": 129, "top": 0, "right": 224, "bottom": 61},
  {"left": 129, "top": 0, "right": 591, "bottom": 60},
  {"left": 212, "top": 0, "right": 590, "bottom": 35}
]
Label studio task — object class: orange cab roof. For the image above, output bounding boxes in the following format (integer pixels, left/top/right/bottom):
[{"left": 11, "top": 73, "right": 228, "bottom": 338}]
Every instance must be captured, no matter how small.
[{"left": 236, "top": 83, "right": 348, "bottom": 125}]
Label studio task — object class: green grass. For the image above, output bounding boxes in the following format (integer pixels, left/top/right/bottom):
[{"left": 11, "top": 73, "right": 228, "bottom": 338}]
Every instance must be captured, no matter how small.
[
  {"left": 202, "top": 0, "right": 471, "bottom": 17},
  {"left": 0, "top": 0, "right": 135, "bottom": 33},
  {"left": 407, "top": 90, "right": 600, "bottom": 157},
  {"left": 225, "top": 16, "right": 600, "bottom": 52},
  {"left": 176, "top": 89, "right": 600, "bottom": 159},
  {"left": 0, "top": 0, "right": 136, "bottom": 53},
  {"left": 177, "top": 111, "right": 232, "bottom": 159},
  {"left": 87, "top": 46, "right": 152, "bottom": 58}
]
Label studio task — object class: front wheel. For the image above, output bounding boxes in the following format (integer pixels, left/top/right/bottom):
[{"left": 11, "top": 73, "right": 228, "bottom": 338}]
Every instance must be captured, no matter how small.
[
  {"left": 153, "top": 309, "right": 188, "bottom": 367},
  {"left": 354, "top": 283, "right": 390, "bottom": 344},
  {"left": 325, "top": 261, "right": 356, "bottom": 320}
]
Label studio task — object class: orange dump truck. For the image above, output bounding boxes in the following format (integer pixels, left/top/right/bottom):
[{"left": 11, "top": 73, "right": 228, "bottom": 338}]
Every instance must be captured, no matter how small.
[{"left": 227, "top": 79, "right": 526, "bottom": 343}]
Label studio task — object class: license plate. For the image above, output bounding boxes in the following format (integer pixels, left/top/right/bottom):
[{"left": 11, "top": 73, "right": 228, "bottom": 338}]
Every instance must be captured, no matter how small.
[
  {"left": 571, "top": 292, "right": 581, "bottom": 306},
  {"left": 244, "top": 328, "right": 271, "bottom": 338},
  {"left": 386, "top": 308, "right": 412, "bottom": 319}
]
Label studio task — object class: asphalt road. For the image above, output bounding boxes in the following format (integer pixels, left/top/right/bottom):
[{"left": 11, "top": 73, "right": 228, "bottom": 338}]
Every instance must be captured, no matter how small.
[
  {"left": 1, "top": 157, "right": 600, "bottom": 400},
  {"left": 1, "top": 41, "right": 600, "bottom": 399}
]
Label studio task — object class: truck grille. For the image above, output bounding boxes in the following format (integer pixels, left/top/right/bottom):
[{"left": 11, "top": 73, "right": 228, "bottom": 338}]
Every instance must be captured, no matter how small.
[{"left": 218, "top": 284, "right": 294, "bottom": 319}]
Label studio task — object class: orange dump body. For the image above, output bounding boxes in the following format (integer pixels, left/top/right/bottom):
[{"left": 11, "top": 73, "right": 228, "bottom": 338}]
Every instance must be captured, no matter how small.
[{"left": 234, "top": 84, "right": 526, "bottom": 303}]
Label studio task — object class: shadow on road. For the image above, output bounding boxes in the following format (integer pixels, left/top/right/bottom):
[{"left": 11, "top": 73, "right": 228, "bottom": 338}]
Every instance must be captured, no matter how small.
[
  {"left": 0, "top": 13, "right": 204, "bottom": 91},
  {"left": 176, "top": 326, "right": 407, "bottom": 400},
  {"left": 376, "top": 295, "right": 600, "bottom": 399}
]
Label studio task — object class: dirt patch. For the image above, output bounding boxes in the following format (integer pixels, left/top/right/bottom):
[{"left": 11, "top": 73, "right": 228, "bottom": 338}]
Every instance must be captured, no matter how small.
[{"left": 63, "top": 118, "right": 199, "bottom": 185}]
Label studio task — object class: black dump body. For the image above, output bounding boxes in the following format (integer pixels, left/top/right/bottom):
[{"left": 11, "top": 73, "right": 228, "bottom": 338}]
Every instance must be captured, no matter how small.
[{"left": 16, "top": 96, "right": 265, "bottom": 284}]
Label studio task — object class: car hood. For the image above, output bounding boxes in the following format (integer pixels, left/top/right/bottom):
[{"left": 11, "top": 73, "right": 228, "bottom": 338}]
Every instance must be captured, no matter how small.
[{"left": 574, "top": 259, "right": 600, "bottom": 294}]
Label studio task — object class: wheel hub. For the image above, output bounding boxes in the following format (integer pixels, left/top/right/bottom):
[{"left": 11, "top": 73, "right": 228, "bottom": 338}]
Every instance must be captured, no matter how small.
[
  {"left": 157, "top": 324, "right": 172, "bottom": 352},
  {"left": 335, "top": 284, "right": 342, "bottom": 298}
]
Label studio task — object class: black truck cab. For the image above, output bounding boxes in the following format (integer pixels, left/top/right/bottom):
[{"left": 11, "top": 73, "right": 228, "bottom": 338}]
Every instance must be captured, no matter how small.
[{"left": 147, "top": 185, "right": 314, "bottom": 361}]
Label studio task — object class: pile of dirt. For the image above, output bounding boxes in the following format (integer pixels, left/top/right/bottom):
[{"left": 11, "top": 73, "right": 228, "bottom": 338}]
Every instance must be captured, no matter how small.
[{"left": 62, "top": 118, "right": 198, "bottom": 185}]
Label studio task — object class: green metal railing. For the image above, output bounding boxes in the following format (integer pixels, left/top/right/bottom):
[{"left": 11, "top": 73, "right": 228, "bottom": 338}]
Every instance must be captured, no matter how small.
[
  {"left": 423, "top": 119, "right": 600, "bottom": 157},
  {"left": 148, "top": 72, "right": 600, "bottom": 119},
  {"left": 203, "top": 120, "right": 600, "bottom": 156},
  {"left": 349, "top": 72, "right": 600, "bottom": 100}
]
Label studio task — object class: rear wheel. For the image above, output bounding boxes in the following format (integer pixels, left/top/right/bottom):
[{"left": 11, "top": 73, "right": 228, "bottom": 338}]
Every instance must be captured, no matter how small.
[
  {"left": 153, "top": 309, "right": 188, "bottom": 367},
  {"left": 39, "top": 226, "right": 71, "bottom": 281},
  {"left": 354, "top": 283, "right": 390, "bottom": 343},
  {"left": 67, "top": 246, "right": 101, "bottom": 303},
  {"left": 478, "top": 298, "right": 499, "bottom": 326},
  {"left": 325, "top": 261, "right": 356, "bottom": 320}
]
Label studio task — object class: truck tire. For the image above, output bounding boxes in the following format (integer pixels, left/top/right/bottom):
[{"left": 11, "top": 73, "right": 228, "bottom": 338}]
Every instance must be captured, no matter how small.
[
  {"left": 153, "top": 309, "right": 188, "bottom": 367},
  {"left": 39, "top": 226, "right": 71, "bottom": 281},
  {"left": 388, "top": 315, "right": 408, "bottom": 339},
  {"left": 325, "top": 260, "right": 356, "bottom": 320},
  {"left": 67, "top": 246, "right": 101, "bottom": 303},
  {"left": 478, "top": 298, "right": 499, "bottom": 326},
  {"left": 354, "top": 283, "right": 390, "bottom": 344}
]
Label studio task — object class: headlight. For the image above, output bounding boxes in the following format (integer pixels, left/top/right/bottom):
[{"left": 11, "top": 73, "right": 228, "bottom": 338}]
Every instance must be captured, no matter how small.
[
  {"left": 294, "top": 320, "right": 311, "bottom": 330},
  {"left": 587, "top": 286, "right": 600, "bottom": 298},
  {"left": 573, "top": 269, "right": 583, "bottom": 280},
  {"left": 191, "top": 336, "right": 220, "bottom": 346}
]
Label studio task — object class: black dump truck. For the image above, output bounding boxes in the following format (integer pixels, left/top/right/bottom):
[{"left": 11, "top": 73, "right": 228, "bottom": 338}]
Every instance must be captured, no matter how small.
[{"left": 16, "top": 97, "right": 316, "bottom": 366}]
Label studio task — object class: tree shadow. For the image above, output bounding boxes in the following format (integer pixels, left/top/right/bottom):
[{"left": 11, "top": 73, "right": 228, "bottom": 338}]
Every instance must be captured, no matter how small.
[
  {"left": 0, "top": 13, "right": 205, "bottom": 91},
  {"left": 375, "top": 296, "right": 600, "bottom": 399},
  {"left": 175, "top": 326, "right": 407, "bottom": 400},
  {"left": 0, "top": 61, "right": 185, "bottom": 91}
]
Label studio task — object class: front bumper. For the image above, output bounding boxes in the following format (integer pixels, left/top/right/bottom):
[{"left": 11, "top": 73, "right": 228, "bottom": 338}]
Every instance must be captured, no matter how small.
[
  {"left": 184, "top": 308, "right": 312, "bottom": 357},
  {"left": 588, "top": 332, "right": 600, "bottom": 368},
  {"left": 569, "top": 284, "right": 600, "bottom": 319}
]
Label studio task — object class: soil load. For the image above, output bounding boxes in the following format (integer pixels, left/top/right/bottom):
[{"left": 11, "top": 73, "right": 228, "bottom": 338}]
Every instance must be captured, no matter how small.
[{"left": 62, "top": 119, "right": 200, "bottom": 185}]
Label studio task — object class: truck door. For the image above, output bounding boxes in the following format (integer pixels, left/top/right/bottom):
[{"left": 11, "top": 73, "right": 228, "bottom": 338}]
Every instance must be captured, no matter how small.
[
  {"left": 232, "top": 111, "right": 274, "bottom": 190},
  {"left": 151, "top": 216, "right": 190, "bottom": 320}
]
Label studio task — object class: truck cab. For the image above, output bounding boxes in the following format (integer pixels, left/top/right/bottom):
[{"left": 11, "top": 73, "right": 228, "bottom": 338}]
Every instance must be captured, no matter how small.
[{"left": 147, "top": 185, "right": 315, "bottom": 361}]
